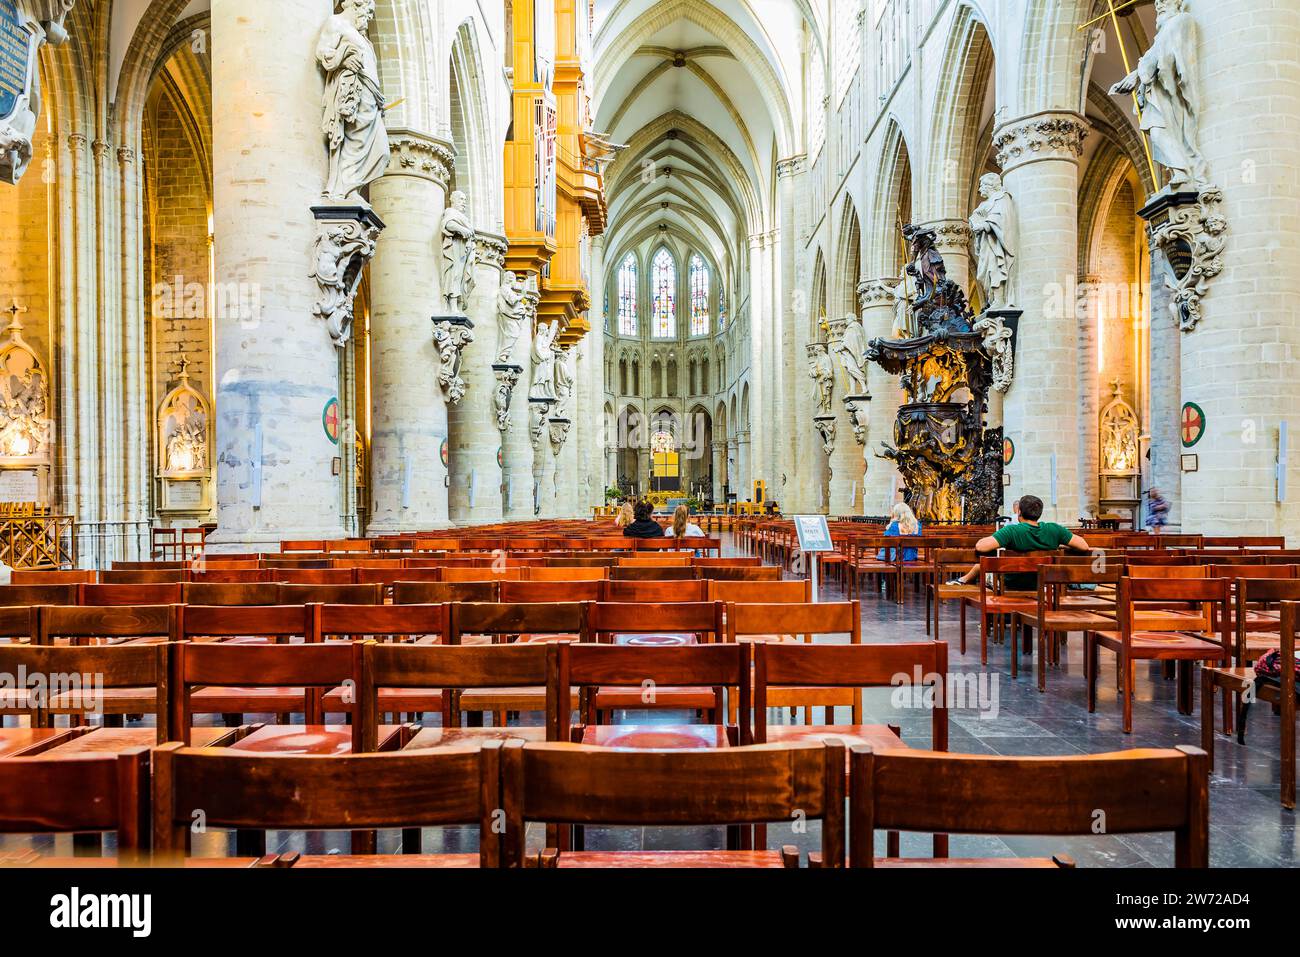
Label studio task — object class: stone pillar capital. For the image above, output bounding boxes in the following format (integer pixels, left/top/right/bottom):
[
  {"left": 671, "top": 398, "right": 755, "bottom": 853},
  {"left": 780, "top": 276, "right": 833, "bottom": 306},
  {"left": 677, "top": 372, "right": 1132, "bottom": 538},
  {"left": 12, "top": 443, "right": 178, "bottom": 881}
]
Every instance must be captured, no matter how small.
[
  {"left": 385, "top": 127, "right": 456, "bottom": 187},
  {"left": 922, "top": 218, "right": 971, "bottom": 254},
  {"left": 776, "top": 154, "right": 806, "bottom": 178},
  {"left": 473, "top": 231, "right": 509, "bottom": 270},
  {"left": 993, "top": 111, "right": 1090, "bottom": 173},
  {"left": 857, "top": 278, "right": 896, "bottom": 309}
]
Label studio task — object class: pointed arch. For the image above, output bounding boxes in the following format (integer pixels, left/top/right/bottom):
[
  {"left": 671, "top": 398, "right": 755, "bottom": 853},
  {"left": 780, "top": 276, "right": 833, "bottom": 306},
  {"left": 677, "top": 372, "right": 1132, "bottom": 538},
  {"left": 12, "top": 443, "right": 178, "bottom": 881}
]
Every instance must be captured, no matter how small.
[
  {"left": 833, "top": 196, "right": 862, "bottom": 317},
  {"left": 650, "top": 246, "right": 677, "bottom": 339}
]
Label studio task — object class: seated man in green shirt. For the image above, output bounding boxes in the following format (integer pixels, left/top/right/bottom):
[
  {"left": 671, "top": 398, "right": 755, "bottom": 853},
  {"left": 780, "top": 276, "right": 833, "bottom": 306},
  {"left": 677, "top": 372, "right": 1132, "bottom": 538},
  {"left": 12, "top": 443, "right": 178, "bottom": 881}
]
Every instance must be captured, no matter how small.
[{"left": 948, "top": 494, "right": 1090, "bottom": 590}]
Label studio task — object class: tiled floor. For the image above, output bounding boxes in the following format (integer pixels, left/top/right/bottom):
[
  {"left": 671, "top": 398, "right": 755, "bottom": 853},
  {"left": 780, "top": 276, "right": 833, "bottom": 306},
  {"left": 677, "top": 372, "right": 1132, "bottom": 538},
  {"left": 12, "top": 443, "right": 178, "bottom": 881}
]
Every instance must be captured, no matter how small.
[{"left": 4, "top": 541, "right": 1297, "bottom": 867}]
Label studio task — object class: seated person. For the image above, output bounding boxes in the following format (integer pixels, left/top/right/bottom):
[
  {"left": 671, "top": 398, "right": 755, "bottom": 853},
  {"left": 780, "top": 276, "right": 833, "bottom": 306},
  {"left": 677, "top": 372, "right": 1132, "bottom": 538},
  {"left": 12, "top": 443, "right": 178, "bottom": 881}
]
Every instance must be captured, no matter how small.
[
  {"left": 877, "top": 502, "right": 922, "bottom": 561},
  {"left": 670, "top": 504, "right": 705, "bottom": 539},
  {"left": 948, "top": 494, "right": 1089, "bottom": 590},
  {"left": 622, "top": 500, "right": 666, "bottom": 538}
]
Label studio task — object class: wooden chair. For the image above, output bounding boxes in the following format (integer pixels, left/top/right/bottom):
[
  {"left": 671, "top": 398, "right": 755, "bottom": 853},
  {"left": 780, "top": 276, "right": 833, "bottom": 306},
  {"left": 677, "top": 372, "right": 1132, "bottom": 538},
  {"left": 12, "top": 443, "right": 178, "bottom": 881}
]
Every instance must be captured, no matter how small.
[
  {"left": 177, "top": 603, "right": 311, "bottom": 646},
  {"left": 1086, "top": 577, "right": 1231, "bottom": 733},
  {"left": 617, "top": 554, "right": 692, "bottom": 567},
  {"left": 502, "top": 739, "right": 843, "bottom": 868},
  {"left": 354, "top": 640, "right": 553, "bottom": 752},
  {"left": 181, "top": 582, "right": 280, "bottom": 606},
  {"left": 525, "top": 566, "right": 608, "bottom": 582},
  {"left": 608, "top": 565, "right": 697, "bottom": 581},
  {"left": 78, "top": 583, "right": 184, "bottom": 607},
  {"left": 39, "top": 604, "right": 177, "bottom": 647},
  {"left": 848, "top": 536, "right": 898, "bottom": 602},
  {"left": 0, "top": 584, "right": 78, "bottom": 608},
  {"left": 697, "top": 565, "right": 783, "bottom": 582},
  {"left": 1, "top": 641, "right": 172, "bottom": 739},
  {"left": 1201, "top": 598, "right": 1299, "bottom": 808},
  {"left": 10, "top": 570, "right": 95, "bottom": 585},
  {"left": 272, "top": 567, "right": 355, "bottom": 585},
  {"left": 600, "top": 579, "right": 709, "bottom": 603},
  {"left": 189, "top": 568, "right": 272, "bottom": 584},
  {"left": 276, "top": 583, "right": 382, "bottom": 605},
  {"left": 963, "top": 554, "right": 1056, "bottom": 665},
  {"left": 393, "top": 580, "right": 498, "bottom": 604},
  {"left": 926, "top": 548, "right": 978, "bottom": 639},
  {"left": 708, "top": 578, "right": 811, "bottom": 603},
  {"left": 0, "top": 748, "right": 149, "bottom": 861},
  {"left": 499, "top": 579, "right": 603, "bottom": 603},
  {"left": 98, "top": 569, "right": 186, "bottom": 585},
  {"left": 695, "top": 557, "right": 762, "bottom": 568},
  {"left": 554, "top": 637, "right": 744, "bottom": 749},
  {"left": 849, "top": 744, "right": 1210, "bottom": 867},
  {"left": 1014, "top": 565, "right": 1122, "bottom": 690},
  {"left": 441, "top": 566, "right": 526, "bottom": 582},
  {"left": 152, "top": 740, "right": 502, "bottom": 866}
]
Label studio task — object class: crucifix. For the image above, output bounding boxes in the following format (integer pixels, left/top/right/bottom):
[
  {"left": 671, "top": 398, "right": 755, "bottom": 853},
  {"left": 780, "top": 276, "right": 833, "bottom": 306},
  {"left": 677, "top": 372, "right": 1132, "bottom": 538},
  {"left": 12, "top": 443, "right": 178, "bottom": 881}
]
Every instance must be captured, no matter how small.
[{"left": 4, "top": 298, "right": 27, "bottom": 329}]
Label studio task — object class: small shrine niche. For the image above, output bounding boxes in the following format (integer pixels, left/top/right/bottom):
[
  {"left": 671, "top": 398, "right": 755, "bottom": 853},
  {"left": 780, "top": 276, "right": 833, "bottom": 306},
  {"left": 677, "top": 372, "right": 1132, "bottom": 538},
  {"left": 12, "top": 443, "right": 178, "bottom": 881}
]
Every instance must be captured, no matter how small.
[
  {"left": 0, "top": 301, "right": 53, "bottom": 504},
  {"left": 156, "top": 355, "right": 213, "bottom": 515},
  {"left": 1098, "top": 380, "right": 1141, "bottom": 528}
]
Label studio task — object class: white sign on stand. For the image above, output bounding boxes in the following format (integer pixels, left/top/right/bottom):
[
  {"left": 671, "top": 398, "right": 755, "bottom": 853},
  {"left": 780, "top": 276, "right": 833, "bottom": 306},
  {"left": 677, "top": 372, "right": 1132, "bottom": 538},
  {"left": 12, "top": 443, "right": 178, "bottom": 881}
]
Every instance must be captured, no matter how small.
[{"left": 793, "top": 514, "right": 833, "bottom": 602}]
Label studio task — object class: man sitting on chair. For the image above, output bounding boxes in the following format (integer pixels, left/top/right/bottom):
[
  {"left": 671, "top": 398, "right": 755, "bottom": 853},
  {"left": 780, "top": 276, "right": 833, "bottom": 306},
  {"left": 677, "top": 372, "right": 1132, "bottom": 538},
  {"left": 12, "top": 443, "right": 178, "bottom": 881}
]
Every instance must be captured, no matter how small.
[{"left": 948, "top": 494, "right": 1090, "bottom": 590}]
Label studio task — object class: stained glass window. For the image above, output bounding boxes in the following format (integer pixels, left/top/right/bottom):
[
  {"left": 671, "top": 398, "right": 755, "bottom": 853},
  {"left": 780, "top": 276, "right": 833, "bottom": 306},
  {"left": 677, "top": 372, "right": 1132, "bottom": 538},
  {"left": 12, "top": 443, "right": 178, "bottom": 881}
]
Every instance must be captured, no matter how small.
[
  {"left": 718, "top": 288, "right": 727, "bottom": 330},
  {"left": 689, "top": 254, "right": 710, "bottom": 337},
  {"left": 617, "top": 253, "right": 637, "bottom": 336},
  {"left": 651, "top": 248, "right": 676, "bottom": 338}
]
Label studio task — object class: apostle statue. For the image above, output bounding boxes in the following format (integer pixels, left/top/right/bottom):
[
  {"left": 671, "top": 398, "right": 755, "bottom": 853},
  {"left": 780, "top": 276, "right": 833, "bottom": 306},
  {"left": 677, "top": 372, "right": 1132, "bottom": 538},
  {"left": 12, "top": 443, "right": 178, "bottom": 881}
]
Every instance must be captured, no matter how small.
[
  {"left": 832, "top": 314, "right": 870, "bottom": 396},
  {"left": 969, "top": 173, "right": 1018, "bottom": 310},
  {"left": 440, "top": 190, "right": 476, "bottom": 314},
  {"left": 317, "top": 0, "right": 390, "bottom": 203},
  {"left": 807, "top": 344, "right": 834, "bottom": 415},
  {"left": 903, "top": 225, "right": 945, "bottom": 306},
  {"left": 553, "top": 346, "right": 575, "bottom": 416},
  {"left": 496, "top": 271, "right": 528, "bottom": 362},
  {"left": 890, "top": 270, "right": 914, "bottom": 339},
  {"left": 529, "top": 320, "right": 559, "bottom": 402},
  {"left": 1110, "top": 0, "right": 1207, "bottom": 192}
]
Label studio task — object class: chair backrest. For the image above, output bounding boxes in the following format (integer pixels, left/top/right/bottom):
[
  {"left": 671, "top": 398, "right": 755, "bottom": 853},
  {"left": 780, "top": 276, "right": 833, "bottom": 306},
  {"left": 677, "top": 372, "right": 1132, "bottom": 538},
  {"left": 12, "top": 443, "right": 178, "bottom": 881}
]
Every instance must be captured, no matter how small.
[
  {"left": 752, "top": 640, "right": 947, "bottom": 747},
  {"left": 554, "top": 640, "right": 746, "bottom": 742},
  {"left": 608, "top": 565, "right": 697, "bottom": 581},
  {"left": 394, "top": 580, "right": 498, "bottom": 604},
  {"left": 449, "top": 601, "right": 585, "bottom": 645},
  {"left": 1127, "top": 562, "right": 1208, "bottom": 578},
  {"left": 696, "top": 566, "right": 783, "bottom": 582},
  {"left": 97, "top": 569, "right": 186, "bottom": 585},
  {"left": 600, "top": 579, "right": 710, "bottom": 603},
  {"left": 352, "top": 567, "right": 443, "bottom": 587},
  {"left": 708, "top": 578, "right": 811, "bottom": 603},
  {"left": 39, "top": 604, "right": 178, "bottom": 646},
  {"left": 170, "top": 639, "right": 353, "bottom": 740},
  {"left": 525, "top": 566, "right": 608, "bottom": 582},
  {"left": 181, "top": 582, "right": 281, "bottom": 605},
  {"left": 276, "top": 583, "right": 382, "bottom": 605},
  {"left": 499, "top": 579, "right": 603, "bottom": 603},
  {"left": 78, "top": 583, "right": 185, "bottom": 607},
  {"left": 727, "top": 601, "right": 860, "bottom": 644},
  {"left": 848, "top": 745, "right": 1209, "bottom": 867},
  {"left": 0, "top": 642, "right": 171, "bottom": 739},
  {"left": 10, "top": 570, "right": 96, "bottom": 585},
  {"left": 0, "top": 605, "right": 37, "bottom": 641},
  {"left": 272, "top": 567, "right": 356, "bottom": 585},
  {"left": 0, "top": 583, "right": 78, "bottom": 607},
  {"left": 582, "top": 599, "right": 724, "bottom": 641},
  {"left": 177, "top": 604, "right": 310, "bottom": 643},
  {"left": 354, "top": 640, "right": 551, "bottom": 748},
  {"left": 0, "top": 749, "right": 149, "bottom": 855},
  {"left": 617, "top": 555, "right": 692, "bottom": 567},
  {"left": 1208, "top": 564, "right": 1295, "bottom": 581},
  {"left": 312, "top": 603, "right": 448, "bottom": 644},
  {"left": 501, "top": 740, "right": 843, "bottom": 868},
  {"left": 694, "top": 557, "right": 762, "bottom": 568},
  {"left": 189, "top": 568, "right": 272, "bottom": 584},
  {"left": 151, "top": 741, "right": 502, "bottom": 865},
  {"left": 440, "top": 566, "right": 526, "bottom": 582},
  {"left": 1118, "top": 576, "right": 1230, "bottom": 643}
]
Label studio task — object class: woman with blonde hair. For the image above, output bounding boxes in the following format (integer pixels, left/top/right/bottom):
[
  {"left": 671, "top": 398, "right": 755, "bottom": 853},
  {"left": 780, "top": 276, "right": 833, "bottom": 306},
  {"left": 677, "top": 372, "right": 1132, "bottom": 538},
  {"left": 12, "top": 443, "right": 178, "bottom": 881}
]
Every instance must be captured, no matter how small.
[
  {"left": 670, "top": 503, "right": 705, "bottom": 539},
  {"left": 614, "top": 501, "right": 635, "bottom": 528},
  {"left": 878, "top": 502, "right": 922, "bottom": 562}
]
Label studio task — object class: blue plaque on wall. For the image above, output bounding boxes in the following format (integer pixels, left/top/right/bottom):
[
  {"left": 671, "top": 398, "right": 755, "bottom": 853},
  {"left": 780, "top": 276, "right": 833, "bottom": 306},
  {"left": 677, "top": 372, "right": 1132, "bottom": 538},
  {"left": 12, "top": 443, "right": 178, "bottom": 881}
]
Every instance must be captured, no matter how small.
[{"left": 0, "top": 1, "right": 35, "bottom": 122}]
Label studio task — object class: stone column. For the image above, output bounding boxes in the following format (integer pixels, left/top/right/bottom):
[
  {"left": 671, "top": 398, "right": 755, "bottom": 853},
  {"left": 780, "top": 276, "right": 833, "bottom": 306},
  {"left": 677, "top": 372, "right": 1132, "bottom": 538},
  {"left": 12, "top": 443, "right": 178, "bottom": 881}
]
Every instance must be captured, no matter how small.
[
  {"left": 1147, "top": 243, "right": 1181, "bottom": 529},
  {"left": 858, "top": 279, "right": 902, "bottom": 516},
  {"left": 746, "top": 234, "right": 766, "bottom": 498},
  {"left": 927, "top": 219, "right": 972, "bottom": 294},
  {"left": 1179, "top": 0, "right": 1300, "bottom": 535},
  {"left": 361, "top": 129, "right": 455, "bottom": 533},
  {"left": 993, "top": 111, "right": 1090, "bottom": 523},
  {"left": 534, "top": 403, "right": 557, "bottom": 518},
  {"left": 449, "top": 232, "right": 508, "bottom": 525},
  {"left": 777, "top": 156, "right": 808, "bottom": 511},
  {"left": 211, "top": 0, "right": 348, "bottom": 548},
  {"left": 1077, "top": 274, "right": 1102, "bottom": 520},
  {"left": 551, "top": 345, "right": 578, "bottom": 517},
  {"left": 501, "top": 279, "right": 538, "bottom": 519},
  {"left": 736, "top": 431, "right": 751, "bottom": 500},
  {"left": 825, "top": 318, "right": 865, "bottom": 515}
]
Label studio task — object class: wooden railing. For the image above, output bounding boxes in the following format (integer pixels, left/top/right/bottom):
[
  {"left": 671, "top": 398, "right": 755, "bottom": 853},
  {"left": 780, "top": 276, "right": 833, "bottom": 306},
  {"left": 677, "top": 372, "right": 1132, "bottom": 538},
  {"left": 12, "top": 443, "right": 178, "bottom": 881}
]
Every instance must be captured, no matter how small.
[{"left": 0, "top": 513, "right": 75, "bottom": 569}]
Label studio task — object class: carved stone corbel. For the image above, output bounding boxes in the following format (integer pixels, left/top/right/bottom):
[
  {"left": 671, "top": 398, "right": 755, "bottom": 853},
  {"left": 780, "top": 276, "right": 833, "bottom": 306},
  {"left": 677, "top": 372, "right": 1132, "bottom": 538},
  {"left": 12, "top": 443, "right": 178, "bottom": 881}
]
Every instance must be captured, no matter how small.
[
  {"left": 813, "top": 415, "right": 836, "bottom": 456},
  {"left": 843, "top": 396, "right": 870, "bottom": 448},
  {"left": 1141, "top": 187, "right": 1227, "bottom": 332},
  {"left": 431, "top": 315, "right": 475, "bottom": 406},
  {"left": 548, "top": 417, "right": 571, "bottom": 457},
  {"left": 529, "top": 397, "right": 554, "bottom": 451},
  {"left": 492, "top": 363, "right": 523, "bottom": 432},
  {"left": 309, "top": 206, "right": 385, "bottom": 346}
]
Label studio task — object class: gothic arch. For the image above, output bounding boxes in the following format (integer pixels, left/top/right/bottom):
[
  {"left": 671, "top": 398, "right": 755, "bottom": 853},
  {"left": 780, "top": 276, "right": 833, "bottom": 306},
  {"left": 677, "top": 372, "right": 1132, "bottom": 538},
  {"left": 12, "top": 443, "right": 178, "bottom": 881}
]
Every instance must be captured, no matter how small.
[{"left": 924, "top": 5, "right": 995, "bottom": 222}]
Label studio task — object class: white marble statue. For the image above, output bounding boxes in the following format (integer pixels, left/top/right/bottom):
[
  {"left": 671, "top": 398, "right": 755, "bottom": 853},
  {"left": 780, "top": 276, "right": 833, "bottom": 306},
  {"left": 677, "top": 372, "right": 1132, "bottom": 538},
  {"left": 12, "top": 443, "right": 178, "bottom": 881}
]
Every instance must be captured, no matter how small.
[
  {"left": 890, "top": 271, "right": 913, "bottom": 339},
  {"left": 440, "top": 190, "right": 477, "bottom": 314},
  {"left": 807, "top": 345, "right": 834, "bottom": 415},
  {"left": 553, "top": 345, "right": 575, "bottom": 416},
  {"left": 1110, "top": 0, "right": 1207, "bottom": 192},
  {"left": 969, "top": 172, "right": 1018, "bottom": 310},
  {"left": 317, "top": 0, "right": 390, "bottom": 202},
  {"left": 529, "top": 321, "right": 558, "bottom": 402},
  {"left": 496, "top": 271, "right": 528, "bottom": 362},
  {"left": 833, "top": 314, "right": 870, "bottom": 395}
]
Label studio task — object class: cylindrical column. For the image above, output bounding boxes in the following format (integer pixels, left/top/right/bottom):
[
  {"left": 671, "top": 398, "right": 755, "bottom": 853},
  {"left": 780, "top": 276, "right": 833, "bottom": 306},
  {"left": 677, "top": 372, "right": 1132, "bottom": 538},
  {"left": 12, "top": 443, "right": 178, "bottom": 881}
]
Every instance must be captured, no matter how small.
[
  {"left": 1147, "top": 243, "right": 1181, "bottom": 529},
  {"left": 211, "top": 0, "right": 346, "bottom": 548},
  {"left": 449, "top": 233, "right": 508, "bottom": 525},
  {"left": 501, "top": 280, "right": 538, "bottom": 520},
  {"left": 365, "top": 130, "right": 454, "bottom": 534},
  {"left": 858, "top": 279, "right": 902, "bottom": 516},
  {"left": 825, "top": 319, "right": 864, "bottom": 516},
  {"left": 994, "top": 111, "right": 1089, "bottom": 523},
  {"left": 1178, "top": 0, "right": 1300, "bottom": 534},
  {"left": 927, "top": 219, "right": 972, "bottom": 295}
]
